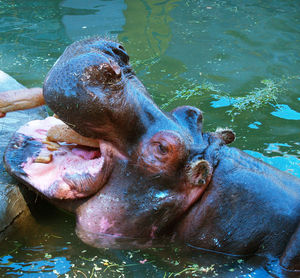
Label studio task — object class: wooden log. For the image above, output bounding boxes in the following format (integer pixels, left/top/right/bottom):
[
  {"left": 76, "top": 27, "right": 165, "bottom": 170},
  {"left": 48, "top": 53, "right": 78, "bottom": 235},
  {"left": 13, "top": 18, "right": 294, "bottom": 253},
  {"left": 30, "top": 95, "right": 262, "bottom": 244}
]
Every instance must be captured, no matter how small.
[
  {"left": 0, "top": 70, "right": 47, "bottom": 239},
  {"left": 0, "top": 87, "right": 45, "bottom": 117}
]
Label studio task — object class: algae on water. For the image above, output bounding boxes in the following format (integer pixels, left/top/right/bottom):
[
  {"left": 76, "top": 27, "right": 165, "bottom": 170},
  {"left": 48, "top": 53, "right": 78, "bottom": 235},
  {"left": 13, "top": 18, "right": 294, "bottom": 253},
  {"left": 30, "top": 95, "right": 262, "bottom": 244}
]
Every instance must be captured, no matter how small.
[
  {"left": 163, "top": 76, "right": 299, "bottom": 120},
  {"left": 221, "top": 79, "right": 284, "bottom": 117},
  {"left": 161, "top": 81, "right": 221, "bottom": 109}
]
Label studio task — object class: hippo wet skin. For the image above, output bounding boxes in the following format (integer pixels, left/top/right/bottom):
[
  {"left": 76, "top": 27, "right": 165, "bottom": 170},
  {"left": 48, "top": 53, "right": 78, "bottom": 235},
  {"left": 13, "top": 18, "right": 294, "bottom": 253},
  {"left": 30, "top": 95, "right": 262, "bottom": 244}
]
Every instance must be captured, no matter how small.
[{"left": 3, "top": 38, "right": 300, "bottom": 273}]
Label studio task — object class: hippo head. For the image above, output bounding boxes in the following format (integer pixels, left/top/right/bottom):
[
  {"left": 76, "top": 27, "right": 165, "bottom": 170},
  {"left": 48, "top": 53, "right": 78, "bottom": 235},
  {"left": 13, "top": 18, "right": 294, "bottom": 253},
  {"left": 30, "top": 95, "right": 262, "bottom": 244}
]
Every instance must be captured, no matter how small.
[{"left": 4, "top": 38, "right": 234, "bottom": 248}]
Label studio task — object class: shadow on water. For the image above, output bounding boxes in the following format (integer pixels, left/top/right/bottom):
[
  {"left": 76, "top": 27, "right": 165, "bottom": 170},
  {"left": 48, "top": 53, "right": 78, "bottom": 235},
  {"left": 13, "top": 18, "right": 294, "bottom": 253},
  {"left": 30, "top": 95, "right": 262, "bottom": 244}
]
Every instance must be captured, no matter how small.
[{"left": 0, "top": 0, "right": 300, "bottom": 277}]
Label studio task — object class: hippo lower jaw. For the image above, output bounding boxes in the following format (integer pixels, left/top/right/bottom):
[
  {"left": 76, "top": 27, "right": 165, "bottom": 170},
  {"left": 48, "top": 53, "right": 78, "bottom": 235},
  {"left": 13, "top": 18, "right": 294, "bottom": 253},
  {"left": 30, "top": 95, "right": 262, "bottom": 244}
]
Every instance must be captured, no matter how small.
[
  {"left": 6, "top": 116, "right": 163, "bottom": 248},
  {"left": 75, "top": 224, "right": 167, "bottom": 249},
  {"left": 5, "top": 116, "right": 117, "bottom": 200}
]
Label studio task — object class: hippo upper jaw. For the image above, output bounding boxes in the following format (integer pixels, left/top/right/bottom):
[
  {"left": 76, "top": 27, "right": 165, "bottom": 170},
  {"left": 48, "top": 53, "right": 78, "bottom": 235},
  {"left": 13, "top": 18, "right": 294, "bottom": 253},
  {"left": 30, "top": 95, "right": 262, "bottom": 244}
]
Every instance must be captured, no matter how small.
[{"left": 4, "top": 117, "right": 123, "bottom": 203}]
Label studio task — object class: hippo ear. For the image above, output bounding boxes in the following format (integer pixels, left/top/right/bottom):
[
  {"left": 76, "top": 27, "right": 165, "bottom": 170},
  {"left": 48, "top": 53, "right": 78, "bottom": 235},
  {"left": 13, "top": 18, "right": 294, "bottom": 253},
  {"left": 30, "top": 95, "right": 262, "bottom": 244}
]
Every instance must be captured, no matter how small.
[
  {"left": 82, "top": 62, "right": 121, "bottom": 86},
  {"left": 215, "top": 128, "right": 235, "bottom": 144},
  {"left": 186, "top": 159, "right": 212, "bottom": 187}
]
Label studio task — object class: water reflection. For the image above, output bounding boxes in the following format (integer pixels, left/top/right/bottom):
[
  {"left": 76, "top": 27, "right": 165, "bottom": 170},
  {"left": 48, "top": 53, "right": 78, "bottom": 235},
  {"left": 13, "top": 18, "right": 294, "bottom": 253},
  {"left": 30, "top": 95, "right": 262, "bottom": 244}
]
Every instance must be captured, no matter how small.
[
  {"left": 0, "top": 255, "right": 71, "bottom": 277},
  {"left": 245, "top": 150, "right": 300, "bottom": 178},
  {"left": 248, "top": 121, "right": 262, "bottom": 129},
  {"left": 61, "top": 0, "right": 126, "bottom": 40},
  {"left": 120, "top": 0, "right": 179, "bottom": 59},
  {"left": 271, "top": 104, "right": 300, "bottom": 120}
]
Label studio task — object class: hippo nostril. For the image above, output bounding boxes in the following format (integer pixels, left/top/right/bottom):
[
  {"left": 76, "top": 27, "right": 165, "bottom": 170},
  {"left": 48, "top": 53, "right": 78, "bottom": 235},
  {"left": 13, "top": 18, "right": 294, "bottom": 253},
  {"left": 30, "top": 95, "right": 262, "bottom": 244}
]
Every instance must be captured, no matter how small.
[
  {"left": 112, "top": 47, "right": 129, "bottom": 64},
  {"left": 103, "top": 50, "right": 113, "bottom": 56},
  {"left": 118, "top": 44, "right": 125, "bottom": 51}
]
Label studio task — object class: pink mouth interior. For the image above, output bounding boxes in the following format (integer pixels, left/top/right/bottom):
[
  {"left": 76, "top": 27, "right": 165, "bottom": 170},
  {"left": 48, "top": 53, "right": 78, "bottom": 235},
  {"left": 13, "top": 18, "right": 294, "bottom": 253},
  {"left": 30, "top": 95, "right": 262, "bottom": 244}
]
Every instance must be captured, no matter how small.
[{"left": 18, "top": 117, "right": 105, "bottom": 199}]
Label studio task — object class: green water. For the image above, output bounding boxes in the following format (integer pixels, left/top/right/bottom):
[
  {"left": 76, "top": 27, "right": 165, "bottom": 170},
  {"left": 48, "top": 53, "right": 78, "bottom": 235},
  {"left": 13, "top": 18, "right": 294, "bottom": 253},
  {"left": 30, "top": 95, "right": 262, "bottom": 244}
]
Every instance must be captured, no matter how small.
[{"left": 0, "top": 0, "right": 299, "bottom": 277}]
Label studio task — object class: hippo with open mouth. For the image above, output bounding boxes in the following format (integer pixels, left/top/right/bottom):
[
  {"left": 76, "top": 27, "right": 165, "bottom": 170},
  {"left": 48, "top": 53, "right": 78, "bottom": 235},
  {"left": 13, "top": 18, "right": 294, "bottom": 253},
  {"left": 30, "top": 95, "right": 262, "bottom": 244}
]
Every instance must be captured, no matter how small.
[{"left": 2, "top": 37, "right": 300, "bottom": 272}]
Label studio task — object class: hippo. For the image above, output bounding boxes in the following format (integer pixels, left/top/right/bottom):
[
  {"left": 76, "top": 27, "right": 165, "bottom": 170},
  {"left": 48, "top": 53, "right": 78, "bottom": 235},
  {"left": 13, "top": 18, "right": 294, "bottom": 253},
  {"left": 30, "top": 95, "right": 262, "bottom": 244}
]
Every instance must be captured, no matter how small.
[{"left": 2, "top": 37, "right": 300, "bottom": 273}]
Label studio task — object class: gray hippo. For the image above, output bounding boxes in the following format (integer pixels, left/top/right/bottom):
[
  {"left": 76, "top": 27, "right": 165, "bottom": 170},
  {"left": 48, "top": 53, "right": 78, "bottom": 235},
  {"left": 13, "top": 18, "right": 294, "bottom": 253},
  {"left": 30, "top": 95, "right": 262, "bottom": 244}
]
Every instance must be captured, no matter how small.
[{"left": 2, "top": 37, "right": 300, "bottom": 274}]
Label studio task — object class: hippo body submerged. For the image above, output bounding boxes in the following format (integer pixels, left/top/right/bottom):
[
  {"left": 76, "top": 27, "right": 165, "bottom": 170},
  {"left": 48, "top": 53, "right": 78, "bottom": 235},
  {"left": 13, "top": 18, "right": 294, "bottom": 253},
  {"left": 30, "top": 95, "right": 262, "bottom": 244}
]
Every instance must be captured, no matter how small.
[
  {"left": 175, "top": 146, "right": 300, "bottom": 269},
  {"left": 3, "top": 37, "right": 300, "bottom": 273}
]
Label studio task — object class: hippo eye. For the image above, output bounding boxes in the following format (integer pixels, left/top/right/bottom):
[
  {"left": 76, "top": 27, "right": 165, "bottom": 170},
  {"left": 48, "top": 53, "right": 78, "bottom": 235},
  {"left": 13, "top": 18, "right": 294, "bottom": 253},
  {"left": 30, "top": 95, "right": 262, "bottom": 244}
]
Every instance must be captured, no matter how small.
[
  {"left": 137, "top": 131, "right": 187, "bottom": 176},
  {"left": 112, "top": 47, "right": 129, "bottom": 64},
  {"left": 157, "top": 143, "right": 168, "bottom": 155}
]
